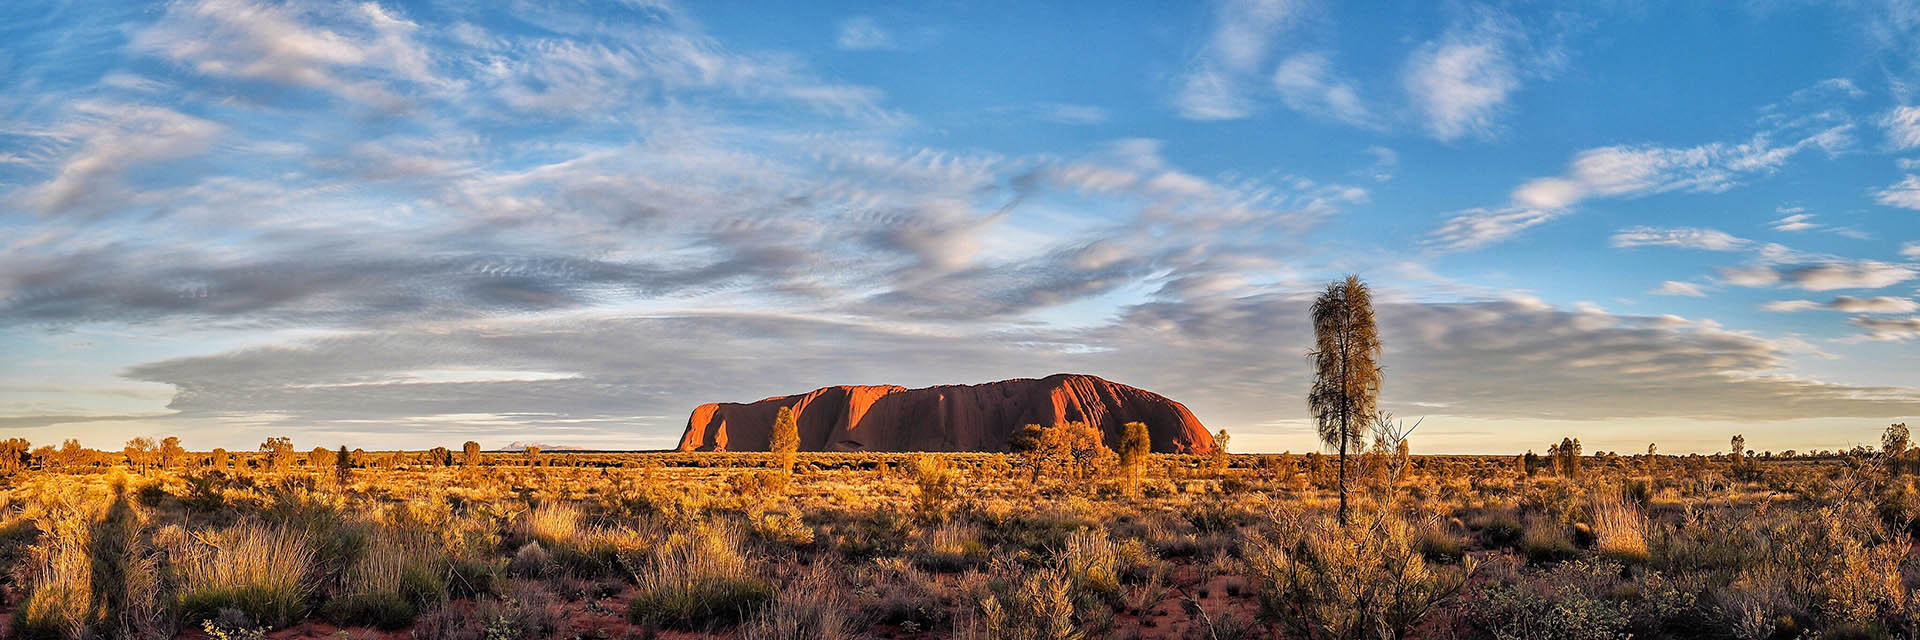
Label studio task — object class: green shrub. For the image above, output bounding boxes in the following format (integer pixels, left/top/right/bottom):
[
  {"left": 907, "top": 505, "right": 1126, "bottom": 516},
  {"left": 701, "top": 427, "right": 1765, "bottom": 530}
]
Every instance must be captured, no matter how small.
[
  {"left": 1473, "top": 509, "right": 1525, "bottom": 547},
  {"left": 1465, "top": 581, "right": 1631, "bottom": 640},
  {"left": 1415, "top": 529, "right": 1466, "bottom": 563},
  {"left": 1521, "top": 518, "right": 1578, "bottom": 564},
  {"left": 829, "top": 511, "right": 913, "bottom": 559},
  {"left": 415, "top": 582, "right": 562, "bottom": 640},
  {"left": 320, "top": 592, "right": 415, "bottom": 630},
  {"left": 1467, "top": 560, "right": 1692, "bottom": 640},
  {"left": 1247, "top": 509, "right": 1475, "bottom": 640},
  {"left": 507, "top": 541, "right": 552, "bottom": 578},
  {"left": 1182, "top": 503, "right": 1251, "bottom": 534},
  {"left": 630, "top": 576, "right": 773, "bottom": 630},
  {"left": 445, "top": 556, "right": 507, "bottom": 599}
]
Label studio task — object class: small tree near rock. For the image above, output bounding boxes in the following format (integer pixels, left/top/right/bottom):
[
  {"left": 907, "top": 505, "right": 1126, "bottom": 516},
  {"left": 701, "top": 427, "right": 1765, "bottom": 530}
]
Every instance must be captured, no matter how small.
[
  {"left": 1208, "top": 429, "right": 1232, "bottom": 477},
  {"left": 1118, "top": 421, "right": 1152, "bottom": 496},
  {"left": 769, "top": 406, "right": 800, "bottom": 474}
]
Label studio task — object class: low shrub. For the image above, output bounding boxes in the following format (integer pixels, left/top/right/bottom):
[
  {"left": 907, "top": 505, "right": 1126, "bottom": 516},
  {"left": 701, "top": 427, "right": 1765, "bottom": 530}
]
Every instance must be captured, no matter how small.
[
  {"left": 1465, "top": 580, "right": 1631, "bottom": 640},
  {"left": 507, "top": 541, "right": 552, "bottom": 578},
  {"left": 1415, "top": 529, "right": 1466, "bottom": 563},
  {"left": 1246, "top": 509, "right": 1475, "bottom": 640},
  {"left": 1472, "top": 509, "right": 1525, "bottom": 547},
  {"left": 444, "top": 556, "right": 507, "bottom": 599},
  {"left": 1520, "top": 517, "right": 1578, "bottom": 564},
  {"left": 628, "top": 524, "right": 773, "bottom": 630},
  {"left": 750, "top": 510, "right": 816, "bottom": 548}
]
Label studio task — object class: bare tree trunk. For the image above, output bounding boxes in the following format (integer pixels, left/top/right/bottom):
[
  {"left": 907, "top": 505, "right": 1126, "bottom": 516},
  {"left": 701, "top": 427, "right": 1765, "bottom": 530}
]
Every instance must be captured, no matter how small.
[{"left": 1338, "top": 417, "right": 1349, "bottom": 525}]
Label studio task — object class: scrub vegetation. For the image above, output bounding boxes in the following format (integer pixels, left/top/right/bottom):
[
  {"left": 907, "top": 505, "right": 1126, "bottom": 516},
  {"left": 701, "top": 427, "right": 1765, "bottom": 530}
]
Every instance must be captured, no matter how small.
[{"left": 0, "top": 425, "right": 1916, "bottom": 639}]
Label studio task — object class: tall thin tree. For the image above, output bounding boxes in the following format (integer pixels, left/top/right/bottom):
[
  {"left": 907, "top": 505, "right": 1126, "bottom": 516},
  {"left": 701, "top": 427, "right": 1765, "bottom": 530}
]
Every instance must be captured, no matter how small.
[
  {"left": 1308, "top": 275, "right": 1382, "bottom": 525},
  {"left": 1118, "top": 421, "right": 1152, "bottom": 497},
  {"left": 770, "top": 406, "right": 800, "bottom": 474}
]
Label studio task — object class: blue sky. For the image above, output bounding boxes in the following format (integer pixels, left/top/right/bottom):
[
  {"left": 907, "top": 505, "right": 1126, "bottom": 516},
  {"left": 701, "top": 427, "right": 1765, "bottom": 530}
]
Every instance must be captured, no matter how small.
[{"left": 2, "top": 0, "right": 1917, "bottom": 454}]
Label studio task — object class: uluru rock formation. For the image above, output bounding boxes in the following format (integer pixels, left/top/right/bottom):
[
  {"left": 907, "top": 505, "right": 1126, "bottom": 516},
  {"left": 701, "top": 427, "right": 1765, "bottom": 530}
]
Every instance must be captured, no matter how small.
[{"left": 677, "top": 373, "right": 1216, "bottom": 454}]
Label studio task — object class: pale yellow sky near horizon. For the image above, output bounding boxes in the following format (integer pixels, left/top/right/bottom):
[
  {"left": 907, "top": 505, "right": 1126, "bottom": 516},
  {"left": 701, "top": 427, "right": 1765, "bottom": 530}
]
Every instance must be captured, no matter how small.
[{"left": 18, "top": 413, "right": 1909, "bottom": 457}]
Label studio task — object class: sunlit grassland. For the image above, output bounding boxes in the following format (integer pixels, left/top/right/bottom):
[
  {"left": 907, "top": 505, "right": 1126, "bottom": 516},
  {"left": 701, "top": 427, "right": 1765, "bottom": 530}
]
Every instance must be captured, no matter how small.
[{"left": 1, "top": 445, "right": 1917, "bottom": 639}]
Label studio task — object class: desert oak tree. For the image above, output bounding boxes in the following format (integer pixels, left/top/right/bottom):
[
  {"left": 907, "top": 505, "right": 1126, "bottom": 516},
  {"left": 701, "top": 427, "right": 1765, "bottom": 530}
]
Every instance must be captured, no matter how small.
[{"left": 1309, "top": 275, "right": 1382, "bottom": 526}]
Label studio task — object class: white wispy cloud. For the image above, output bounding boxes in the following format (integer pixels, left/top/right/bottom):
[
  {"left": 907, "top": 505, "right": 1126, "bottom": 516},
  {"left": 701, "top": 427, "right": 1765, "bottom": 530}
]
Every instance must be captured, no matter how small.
[
  {"left": 1272, "top": 52, "right": 1372, "bottom": 126},
  {"left": 1719, "top": 266, "right": 1783, "bottom": 287},
  {"left": 836, "top": 16, "right": 895, "bottom": 50},
  {"left": 1767, "top": 208, "right": 1873, "bottom": 239},
  {"left": 1884, "top": 105, "right": 1920, "bottom": 149},
  {"left": 1830, "top": 296, "right": 1920, "bottom": 313},
  {"left": 134, "top": 0, "right": 439, "bottom": 110},
  {"left": 1765, "top": 296, "right": 1918, "bottom": 313},
  {"left": 1761, "top": 299, "right": 1821, "bottom": 312},
  {"left": 1173, "top": 0, "right": 1298, "bottom": 120},
  {"left": 1873, "top": 174, "right": 1920, "bottom": 209},
  {"left": 1771, "top": 210, "right": 1819, "bottom": 232},
  {"left": 1610, "top": 226, "right": 1751, "bottom": 251},
  {"left": 1364, "top": 146, "right": 1397, "bottom": 181},
  {"left": 1513, "top": 132, "right": 1846, "bottom": 210},
  {"left": 1422, "top": 207, "right": 1560, "bottom": 252},
  {"left": 1430, "top": 116, "right": 1852, "bottom": 251},
  {"left": 1852, "top": 316, "right": 1920, "bottom": 341},
  {"left": 1786, "top": 263, "right": 1918, "bottom": 290},
  {"left": 1652, "top": 281, "right": 1708, "bottom": 297},
  {"left": 10, "top": 102, "right": 222, "bottom": 217},
  {"left": 1402, "top": 16, "right": 1525, "bottom": 141},
  {"left": 1902, "top": 242, "right": 1920, "bottom": 258},
  {"left": 1721, "top": 261, "right": 1918, "bottom": 291}
]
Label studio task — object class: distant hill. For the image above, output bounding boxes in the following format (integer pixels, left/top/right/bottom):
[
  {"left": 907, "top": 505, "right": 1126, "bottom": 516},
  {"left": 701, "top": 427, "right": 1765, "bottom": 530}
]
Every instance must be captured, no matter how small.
[
  {"left": 678, "top": 373, "right": 1215, "bottom": 454},
  {"left": 495, "top": 441, "right": 588, "bottom": 452}
]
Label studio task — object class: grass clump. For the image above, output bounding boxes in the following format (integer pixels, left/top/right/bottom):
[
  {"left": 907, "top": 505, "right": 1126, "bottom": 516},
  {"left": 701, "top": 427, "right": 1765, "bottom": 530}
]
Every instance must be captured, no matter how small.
[
  {"left": 979, "top": 566, "right": 1085, "bottom": 640},
  {"left": 744, "top": 563, "right": 853, "bottom": 640},
  {"left": 521, "top": 501, "right": 582, "bottom": 547},
  {"left": 628, "top": 524, "right": 773, "bottom": 630},
  {"left": 1520, "top": 516, "right": 1579, "bottom": 564},
  {"left": 13, "top": 505, "right": 97, "bottom": 639},
  {"left": 319, "top": 537, "right": 444, "bottom": 629},
  {"left": 174, "top": 521, "right": 315, "bottom": 629},
  {"left": 1588, "top": 490, "right": 1648, "bottom": 563}
]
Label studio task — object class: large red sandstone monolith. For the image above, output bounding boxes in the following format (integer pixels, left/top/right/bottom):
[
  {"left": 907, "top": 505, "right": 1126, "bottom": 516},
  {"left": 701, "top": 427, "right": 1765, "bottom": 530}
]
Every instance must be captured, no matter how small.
[{"left": 676, "top": 373, "right": 1215, "bottom": 454}]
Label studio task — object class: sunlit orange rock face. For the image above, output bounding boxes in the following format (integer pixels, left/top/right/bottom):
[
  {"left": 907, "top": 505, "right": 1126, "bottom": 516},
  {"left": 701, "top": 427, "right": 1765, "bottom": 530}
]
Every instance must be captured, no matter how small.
[{"left": 677, "top": 373, "right": 1216, "bottom": 454}]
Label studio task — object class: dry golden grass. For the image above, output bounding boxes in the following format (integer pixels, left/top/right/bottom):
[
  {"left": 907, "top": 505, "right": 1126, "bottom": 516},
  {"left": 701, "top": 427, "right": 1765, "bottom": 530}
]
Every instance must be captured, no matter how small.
[
  {"left": 1, "top": 445, "right": 1917, "bottom": 639},
  {"left": 173, "top": 521, "right": 315, "bottom": 628}
]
